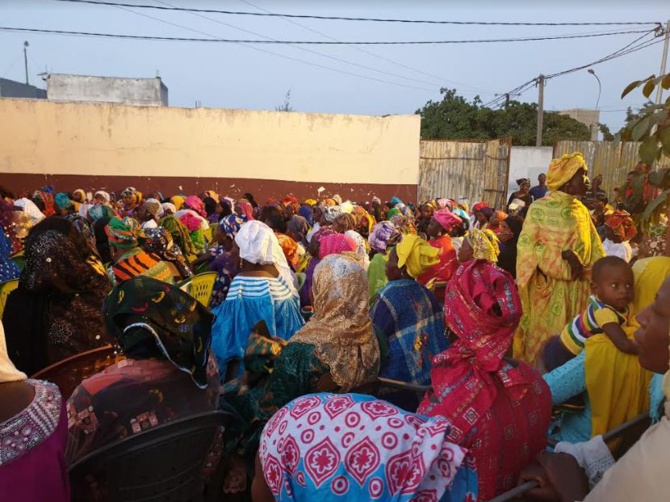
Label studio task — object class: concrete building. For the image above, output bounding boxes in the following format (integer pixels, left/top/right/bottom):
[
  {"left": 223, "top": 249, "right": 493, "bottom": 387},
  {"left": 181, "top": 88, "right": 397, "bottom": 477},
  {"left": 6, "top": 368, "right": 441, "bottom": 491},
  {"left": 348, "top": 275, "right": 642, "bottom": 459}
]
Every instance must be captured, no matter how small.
[
  {"left": 0, "top": 78, "right": 46, "bottom": 99},
  {"left": 45, "top": 74, "right": 168, "bottom": 106},
  {"left": 559, "top": 108, "right": 600, "bottom": 141}
]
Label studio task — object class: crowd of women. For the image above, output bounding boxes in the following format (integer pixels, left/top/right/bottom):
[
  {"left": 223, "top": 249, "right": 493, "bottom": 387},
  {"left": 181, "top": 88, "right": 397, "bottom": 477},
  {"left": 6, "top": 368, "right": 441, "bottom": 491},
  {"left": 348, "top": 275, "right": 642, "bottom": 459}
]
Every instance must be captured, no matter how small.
[{"left": 1, "top": 150, "right": 670, "bottom": 502}]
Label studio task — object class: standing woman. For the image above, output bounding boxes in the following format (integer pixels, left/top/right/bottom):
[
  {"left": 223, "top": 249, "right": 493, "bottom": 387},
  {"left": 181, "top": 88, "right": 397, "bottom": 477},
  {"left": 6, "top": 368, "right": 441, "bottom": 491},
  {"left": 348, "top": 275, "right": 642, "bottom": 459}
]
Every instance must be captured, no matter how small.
[
  {"left": 513, "top": 153, "right": 605, "bottom": 366},
  {"left": 496, "top": 215, "right": 524, "bottom": 279},
  {"left": 507, "top": 178, "right": 534, "bottom": 215},
  {"left": 417, "top": 209, "right": 459, "bottom": 285}
]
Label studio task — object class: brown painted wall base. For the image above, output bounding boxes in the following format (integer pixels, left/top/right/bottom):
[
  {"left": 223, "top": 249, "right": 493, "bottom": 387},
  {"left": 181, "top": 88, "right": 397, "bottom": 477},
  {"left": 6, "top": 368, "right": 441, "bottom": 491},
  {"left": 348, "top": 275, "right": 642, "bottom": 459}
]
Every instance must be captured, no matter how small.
[{"left": 1, "top": 174, "right": 417, "bottom": 205}]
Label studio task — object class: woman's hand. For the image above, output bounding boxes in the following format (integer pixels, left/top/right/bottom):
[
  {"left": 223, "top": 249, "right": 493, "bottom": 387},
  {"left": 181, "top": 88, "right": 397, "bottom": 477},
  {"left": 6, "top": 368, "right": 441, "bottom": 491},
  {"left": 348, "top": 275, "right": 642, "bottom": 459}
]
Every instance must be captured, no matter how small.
[
  {"left": 561, "top": 250, "right": 584, "bottom": 280},
  {"left": 519, "top": 452, "right": 589, "bottom": 502}
]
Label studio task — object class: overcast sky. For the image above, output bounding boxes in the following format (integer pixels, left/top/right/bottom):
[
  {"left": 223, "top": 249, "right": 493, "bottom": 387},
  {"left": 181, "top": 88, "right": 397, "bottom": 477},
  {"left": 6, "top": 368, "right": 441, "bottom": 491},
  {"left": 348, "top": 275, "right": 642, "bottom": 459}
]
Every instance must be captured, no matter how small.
[{"left": 1, "top": 0, "right": 668, "bottom": 131}]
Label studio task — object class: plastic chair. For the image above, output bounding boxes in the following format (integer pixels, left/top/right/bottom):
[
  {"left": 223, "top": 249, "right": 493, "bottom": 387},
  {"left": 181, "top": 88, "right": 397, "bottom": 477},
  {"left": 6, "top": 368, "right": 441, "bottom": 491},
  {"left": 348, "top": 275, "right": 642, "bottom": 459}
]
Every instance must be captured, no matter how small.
[
  {"left": 182, "top": 271, "right": 218, "bottom": 307},
  {"left": 0, "top": 279, "right": 19, "bottom": 320},
  {"left": 31, "top": 345, "right": 124, "bottom": 399},
  {"left": 69, "top": 411, "right": 233, "bottom": 502}
]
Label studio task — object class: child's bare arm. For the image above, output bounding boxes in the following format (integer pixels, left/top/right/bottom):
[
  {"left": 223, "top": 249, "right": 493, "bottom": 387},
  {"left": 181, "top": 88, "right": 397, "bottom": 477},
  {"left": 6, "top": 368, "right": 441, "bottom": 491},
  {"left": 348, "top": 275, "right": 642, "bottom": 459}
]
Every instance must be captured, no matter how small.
[{"left": 602, "top": 323, "right": 638, "bottom": 354}]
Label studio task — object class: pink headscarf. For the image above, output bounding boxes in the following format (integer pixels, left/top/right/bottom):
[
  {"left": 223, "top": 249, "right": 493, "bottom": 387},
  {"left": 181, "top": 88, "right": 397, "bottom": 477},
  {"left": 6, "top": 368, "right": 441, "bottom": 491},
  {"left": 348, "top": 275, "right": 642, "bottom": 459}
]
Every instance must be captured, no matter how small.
[
  {"left": 433, "top": 209, "right": 464, "bottom": 232},
  {"left": 318, "top": 234, "right": 357, "bottom": 259},
  {"left": 179, "top": 212, "right": 202, "bottom": 232},
  {"left": 184, "top": 196, "right": 206, "bottom": 217},
  {"left": 237, "top": 200, "right": 255, "bottom": 221}
]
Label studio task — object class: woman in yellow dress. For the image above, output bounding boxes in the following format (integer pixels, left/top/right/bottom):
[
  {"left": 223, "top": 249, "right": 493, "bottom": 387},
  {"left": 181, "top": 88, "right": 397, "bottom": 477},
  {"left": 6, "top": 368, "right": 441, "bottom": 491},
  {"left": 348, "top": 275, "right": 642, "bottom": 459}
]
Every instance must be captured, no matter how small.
[{"left": 513, "top": 152, "right": 605, "bottom": 367}]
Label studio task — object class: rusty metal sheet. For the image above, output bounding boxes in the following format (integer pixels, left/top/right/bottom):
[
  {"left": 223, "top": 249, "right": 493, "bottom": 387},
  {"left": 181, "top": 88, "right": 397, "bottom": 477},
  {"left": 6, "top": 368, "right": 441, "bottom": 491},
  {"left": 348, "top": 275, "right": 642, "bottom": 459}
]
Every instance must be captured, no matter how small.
[{"left": 418, "top": 138, "right": 511, "bottom": 208}]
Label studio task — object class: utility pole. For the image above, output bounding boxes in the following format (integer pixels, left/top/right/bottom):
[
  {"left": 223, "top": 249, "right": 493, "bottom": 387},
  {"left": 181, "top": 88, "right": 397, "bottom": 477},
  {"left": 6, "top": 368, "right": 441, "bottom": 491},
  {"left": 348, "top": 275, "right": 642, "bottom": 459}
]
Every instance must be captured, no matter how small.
[
  {"left": 504, "top": 93, "right": 510, "bottom": 107},
  {"left": 655, "top": 20, "right": 670, "bottom": 105},
  {"left": 23, "top": 41, "right": 29, "bottom": 85},
  {"left": 536, "top": 74, "right": 545, "bottom": 147}
]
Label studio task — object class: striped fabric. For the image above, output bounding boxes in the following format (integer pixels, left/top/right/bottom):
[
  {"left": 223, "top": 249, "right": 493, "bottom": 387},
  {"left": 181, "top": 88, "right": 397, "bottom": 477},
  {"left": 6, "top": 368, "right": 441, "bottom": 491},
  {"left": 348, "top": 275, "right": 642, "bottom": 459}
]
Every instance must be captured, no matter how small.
[
  {"left": 559, "top": 294, "right": 627, "bottom": 355},
  {"left": 225, "top": 275, "right": 297, "bottom": 302},
  {"left": 109, "top": 248, "right": 174, "bottom": 286}
]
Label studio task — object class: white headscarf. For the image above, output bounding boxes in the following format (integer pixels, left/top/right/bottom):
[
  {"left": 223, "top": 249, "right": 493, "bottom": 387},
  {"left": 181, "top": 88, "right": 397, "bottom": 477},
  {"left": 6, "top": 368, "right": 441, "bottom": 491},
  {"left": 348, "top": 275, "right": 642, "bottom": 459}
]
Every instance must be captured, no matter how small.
[
  {"left": 0, "top": 322, "right": 26, "bottom": 383},
  {"left": 161, "top": 202, "right": 177, "bottom": 215},
  {"left": 94, "top": 190, "right": 111, "bottom": 203},
  {"left": 235, "top": 220, "right": 298, "bottom": 297},
  {"left": 13, "top": 198, "right": 46, "bottom": 227}
]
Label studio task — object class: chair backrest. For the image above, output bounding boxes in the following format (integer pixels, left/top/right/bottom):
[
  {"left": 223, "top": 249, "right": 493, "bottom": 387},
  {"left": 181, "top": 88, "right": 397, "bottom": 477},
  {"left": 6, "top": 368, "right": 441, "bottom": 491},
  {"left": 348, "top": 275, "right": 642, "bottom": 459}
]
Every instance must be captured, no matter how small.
[
  {"left": 187, "top": 271, "right": 218, "bottom": 308},
  {"left": 0, "top": 279, "right": 19, "bottom": 320},
  {"left": 69, "top": 411, "right": 231, "bottom": 502},
  {"left": 30, "top": 345, "right": 124, "bottom": 399}
]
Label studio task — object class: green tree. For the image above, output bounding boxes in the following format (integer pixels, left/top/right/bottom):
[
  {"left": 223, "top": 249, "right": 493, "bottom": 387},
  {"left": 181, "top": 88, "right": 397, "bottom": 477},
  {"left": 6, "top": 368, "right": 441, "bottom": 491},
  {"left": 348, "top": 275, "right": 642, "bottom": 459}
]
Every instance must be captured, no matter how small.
[{"left": 417, "top": 88, "right": 591, "bottom": 146}]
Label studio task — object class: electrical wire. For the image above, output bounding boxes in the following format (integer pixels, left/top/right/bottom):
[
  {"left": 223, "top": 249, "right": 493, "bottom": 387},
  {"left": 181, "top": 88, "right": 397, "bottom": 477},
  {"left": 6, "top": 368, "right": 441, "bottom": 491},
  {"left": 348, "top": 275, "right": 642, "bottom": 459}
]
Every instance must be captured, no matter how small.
[
  {"left": 235, "top": 0, "right": 492, "bottom": 94},
  {"left": 0, "top": 26, "right": 654, "bottom": 45},
  {"left": 54, "top": 0, "right": 660, "bottom": 27}
]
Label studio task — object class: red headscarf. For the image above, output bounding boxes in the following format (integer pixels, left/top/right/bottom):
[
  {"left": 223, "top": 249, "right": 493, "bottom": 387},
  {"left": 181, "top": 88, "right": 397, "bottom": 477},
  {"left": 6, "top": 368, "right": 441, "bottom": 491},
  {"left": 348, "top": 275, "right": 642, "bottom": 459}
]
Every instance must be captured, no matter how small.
[
  {"left": 419, "top": 260, "right": 524, "bottom": 438},
  {"left": 605, "top": 210, "right": 637, "bottom": 242},
  {"left": 318, "top": 234, "right": 357, "bottom": 259},
  {"left": 281, "top": 194, "right": 300, "bottom": 213},
  {"left": 433, "top": 209, "right": 463, "bottom": 232},
  {"left": 472, "top": 201, "right": 489, "bottom": 213}
]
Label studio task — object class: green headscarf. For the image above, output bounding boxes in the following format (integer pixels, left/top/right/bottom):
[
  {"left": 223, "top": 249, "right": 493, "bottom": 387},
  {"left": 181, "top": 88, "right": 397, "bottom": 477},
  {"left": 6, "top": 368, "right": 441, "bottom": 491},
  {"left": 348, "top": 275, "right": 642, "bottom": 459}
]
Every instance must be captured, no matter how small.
[
  {"left": 103, "top": 276, "right": 214, "bottom": 388},
  {"left": 105, "top": 216, "right": 143, "bottom": 249}
]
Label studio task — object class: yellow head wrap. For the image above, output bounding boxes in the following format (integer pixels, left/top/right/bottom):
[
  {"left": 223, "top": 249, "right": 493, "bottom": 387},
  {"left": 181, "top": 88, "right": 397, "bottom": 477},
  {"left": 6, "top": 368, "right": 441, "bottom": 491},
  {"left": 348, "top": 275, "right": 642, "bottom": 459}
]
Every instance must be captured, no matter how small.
[
  {"left": 171, "top": 195, "right": 185, "bottom": 210},
  {"left": 304, "top": 199, "right": 317, "bottom": 207},
  {"left": 395, "top": 234, "right": 440, "bottom": 279},
  {"left": 547, "top": 152, "right": 588, "bottom": 192},
  {"left": 466, "top": 228, "right": 500, "bottom": 263}
]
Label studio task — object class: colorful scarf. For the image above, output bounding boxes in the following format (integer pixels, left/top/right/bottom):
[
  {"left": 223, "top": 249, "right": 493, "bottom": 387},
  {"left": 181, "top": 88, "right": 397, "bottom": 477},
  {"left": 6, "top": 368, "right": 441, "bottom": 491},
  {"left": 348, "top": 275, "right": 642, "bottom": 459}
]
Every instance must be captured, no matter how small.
[
  {"left": 423, "top": 260, "right": 523, "bottom": 437},
  {"left": 547, "top": 152, "right": 587, "bottom": 192},
  {"left": 179, "top": 212, "right": 203, "bottom": 232},
  {"left": 605, "top": 210, "right": 637, "bottom": 242},
  {"left": 259, "top": 393, "right": 471, "bottom": 502},
  {"left": 237, "top": 200, "right": 255, "bottom": 221},
  {"left": 105, "top": 217, "right": 143, "bottom": 248},
  {"left": 32, "top": 191, "right": 55, "bottom": 217},
  {"left": 281, "top": 194, "right": 300, "bottom": 213},
  {"left": 368, "top": 221, "right": 402, "bottom": 253},
  {"left": 184, "top": 195, "right": 206, "bottom": 217},
  {"left": 466, "top": 228, "right": 500, "bottom": 263},
  {"left": 433, "top": 209, "right": 463, "bottom": 232},
  {"left": 318, "top": 233, "right": 357, "bottom": 259},
  {"left": 290, "top": 254, "right": 380, "bottom": 390},
  {"left": 54, "top": 193, "right": 73, "bottom": 210},
  {"left": 220, "top": 214, "right": 244, "bottom": 238},
  {"left": 103, "top": 276, "right": 214, "bottom": 389},
  {"left": 395, "top": 234, "right": 439, "bottom": 279}
]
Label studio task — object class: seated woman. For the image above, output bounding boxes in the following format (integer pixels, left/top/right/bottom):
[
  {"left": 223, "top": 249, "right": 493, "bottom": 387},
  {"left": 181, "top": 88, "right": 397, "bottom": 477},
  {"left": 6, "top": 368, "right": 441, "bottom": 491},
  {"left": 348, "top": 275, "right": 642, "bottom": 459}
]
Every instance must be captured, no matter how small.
[
  {"left": 253, "top": 393, "right": 477, "bottom": 502},
  {"left": 66, "top": 276, "right": 220, "bottom": 464},
  {"left": 518, "top": 273, "right": 670, "bottom": 501},
  {"left": 206, "top": 215, "right": 242, "bottom": 308},
  {"left": 3, "top": 217, "right": 112, "bottom": 374},
  {"left": 541, "top": 256, "right": 670, "bottom": 444},
  {"left": 221, "top": 253, "right": 380, "bottom": 463},
  {"left": 0, "top": 321, "right": 69, "bottom": 502},
  {"left": 418, "top": 260, "right": 551, "bottom": 501},
  {"left": 210, "top": 221, "right": 304, "bottom": 379},
  {"left": 367, "top": 221, "right": 402, "bottom": 301},
  {"left": 158, "top": 212, "right": 198, "bottom": 263},
  {"left": 105, "top": 216, "right": 174, "bottom": 286},
  {"left": 373, "top": 235, "right": 447, "bottom": 398}
]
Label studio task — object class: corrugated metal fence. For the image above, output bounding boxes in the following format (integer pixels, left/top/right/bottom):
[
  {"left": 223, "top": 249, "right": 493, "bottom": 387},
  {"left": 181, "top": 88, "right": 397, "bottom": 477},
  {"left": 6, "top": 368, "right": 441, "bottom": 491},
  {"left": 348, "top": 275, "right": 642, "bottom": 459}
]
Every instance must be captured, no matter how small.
[
  {"left": 418, "top": 138, "right": 512, "bottom": 208},
  {"left": 554, "top": 141, "right": 670, "bottom": 197}
]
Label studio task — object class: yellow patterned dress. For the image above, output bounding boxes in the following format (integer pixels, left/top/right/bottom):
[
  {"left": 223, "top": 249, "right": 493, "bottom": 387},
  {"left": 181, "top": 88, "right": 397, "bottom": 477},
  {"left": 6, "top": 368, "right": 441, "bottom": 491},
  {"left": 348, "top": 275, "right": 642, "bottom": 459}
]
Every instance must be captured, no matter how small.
[{"left": 513, "top": 190, "right": 605, "bottom": 366}]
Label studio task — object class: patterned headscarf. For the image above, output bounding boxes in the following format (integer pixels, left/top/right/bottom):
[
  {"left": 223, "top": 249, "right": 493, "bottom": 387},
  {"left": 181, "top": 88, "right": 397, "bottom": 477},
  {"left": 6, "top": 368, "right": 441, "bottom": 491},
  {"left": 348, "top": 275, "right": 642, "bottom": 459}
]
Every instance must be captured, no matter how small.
[
  {"left": 465, "top": 228, "right": 500, "bottom": 263},
  {"left": 395, "top": 234, "right": 440, "bottom": 279},
  {"left": 220, "top": 214, "right": 244, "bottom": 238},
  {"left": 605, "top": 210, "right": 637, "bottom": 242},
  {"left": 318, "top": 233, "right": 358, "bottom": 259},
  {"left": 259, "top": 393, "right": 469, "bottom": 502},
  {"left": 103, "top": 276, "right": 214, "bottom": 389},
  {"left": 643, "top": 224, "right": 667, "bottom": 257},
  {"left": 421, "top": 260, "right": 523, "bottom": 439},
  {"left": 105, "top": 217, "right": 143, "bottom": 248},
  {"left": 142, "top": 198, "right": 164, "bottom": 219},
  {"left": 54, "top": 193, "right": 73, "bottom": 210},
  {"left": 290, "top": 254, "right": 380, "bottom": 390},
  {"left": 389, "top": 214, "right": 417, "bottom": 235},
  {"left": 31, "top": 191, "right": 55, "bottom": 217},
  {"left": 334, "top": 212, "right": 357, "bottom": 232},
  {"left": 547, "top": 152, "right": 588, "bottom": 192},
  {"left": 281, "top": 194, "right": 300, "bottom": 213},
  {"left": 368, "top": 221, "right": 402, "bottom": 253},
  {"left": 323, "top": 205, "right": 343, "bottom": 223},
  {"left": 121, "top": 187, "right": 143, "bottom": 208},
  {"left": 433, "top": 209, "right": 463, "bottom": 232},
  {"left": 13, "top": 198, "right": 46, "bottom": 227}
]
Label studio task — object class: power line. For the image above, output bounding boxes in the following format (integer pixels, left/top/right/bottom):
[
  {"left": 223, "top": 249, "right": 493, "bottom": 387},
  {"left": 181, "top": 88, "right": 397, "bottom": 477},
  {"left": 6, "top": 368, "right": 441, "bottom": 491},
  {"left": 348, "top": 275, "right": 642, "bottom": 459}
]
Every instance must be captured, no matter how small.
[
  {"left": 0, "top": 25, "right": 653, "bottom": 45},
  {"left": 481, "top": 30, "right": 663, "bottom": 108},
  {"left": 235, "top": 0, "right": 492, "bottom": 94},
  {"left": 55, "top": 1, "right": 661, "bottom": 27}
]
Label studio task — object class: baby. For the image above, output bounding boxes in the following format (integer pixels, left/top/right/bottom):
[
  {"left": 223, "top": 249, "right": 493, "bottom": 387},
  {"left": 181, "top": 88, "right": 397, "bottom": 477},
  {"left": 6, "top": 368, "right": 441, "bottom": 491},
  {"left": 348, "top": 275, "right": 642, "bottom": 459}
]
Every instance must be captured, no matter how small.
[{"left": 544, "top": 256, "right": 635, "bottom": 371}]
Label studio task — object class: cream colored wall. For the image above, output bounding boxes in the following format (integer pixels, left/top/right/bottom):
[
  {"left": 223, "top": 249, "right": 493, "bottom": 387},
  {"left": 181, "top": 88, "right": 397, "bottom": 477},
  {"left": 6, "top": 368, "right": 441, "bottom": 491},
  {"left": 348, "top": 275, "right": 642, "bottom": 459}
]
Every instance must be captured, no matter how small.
[{"left": 0, "top": 99, "right": 420, "bottom": 185}]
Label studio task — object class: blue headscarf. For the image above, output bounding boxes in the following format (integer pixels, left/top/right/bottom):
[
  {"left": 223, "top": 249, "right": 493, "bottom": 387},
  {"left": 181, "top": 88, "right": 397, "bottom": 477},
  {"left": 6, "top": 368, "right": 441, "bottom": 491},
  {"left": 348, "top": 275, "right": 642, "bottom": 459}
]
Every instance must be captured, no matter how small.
[
  {"left": 298, "top": 204, "right": 314, "bottom": 226},
  {"left": 0, "top": 232, "right": 20, "bottom": 282},
  {"left": 55, "top": 193, "right": 73, "bottom": 210}
]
